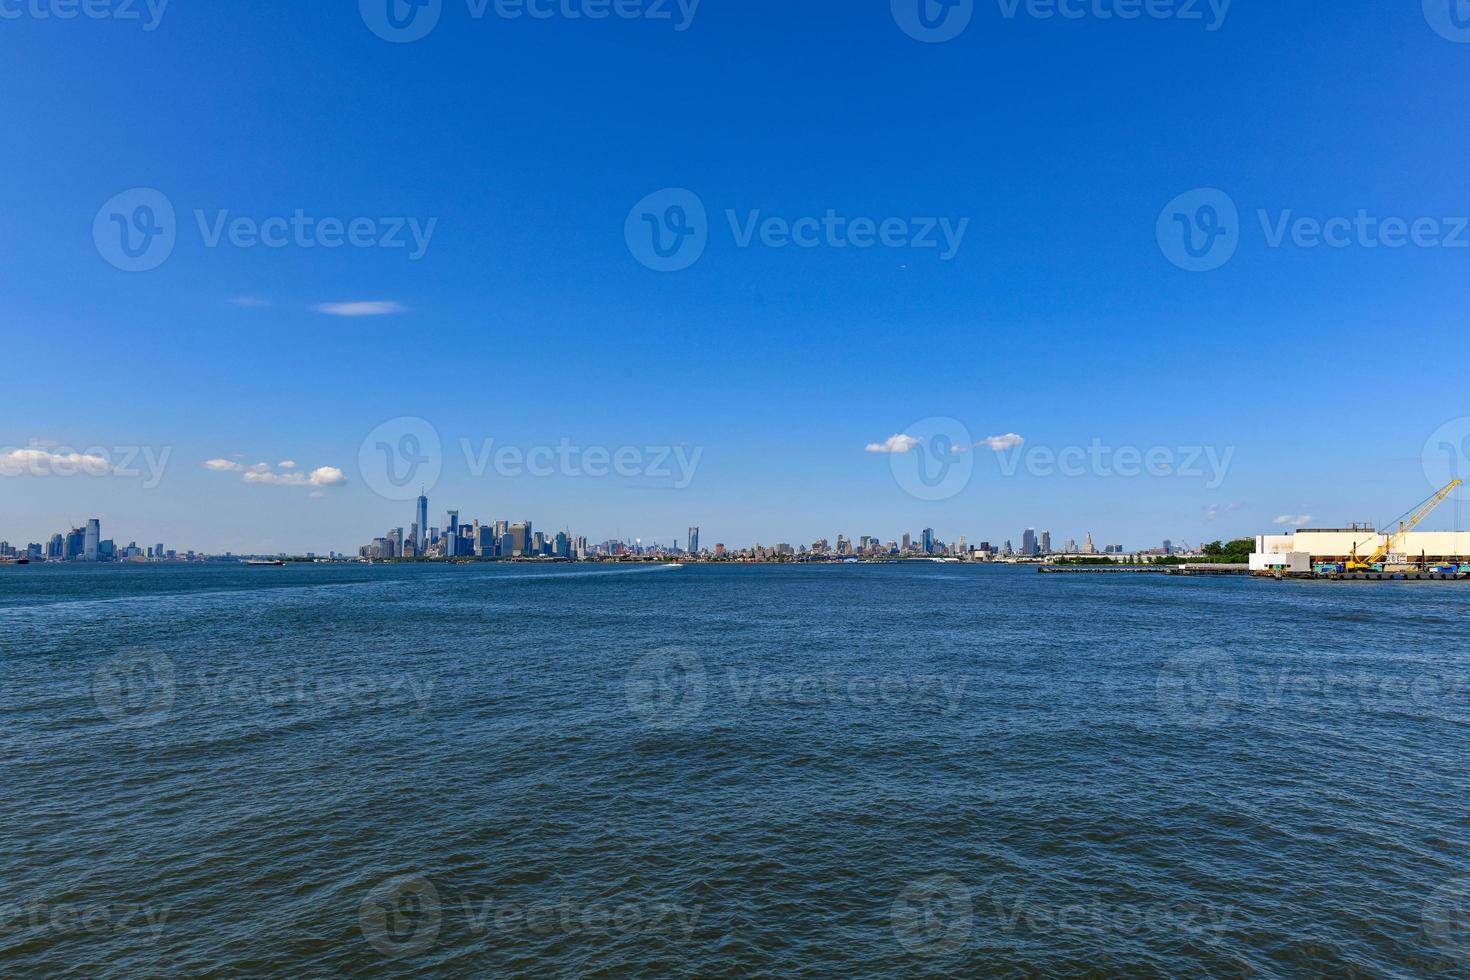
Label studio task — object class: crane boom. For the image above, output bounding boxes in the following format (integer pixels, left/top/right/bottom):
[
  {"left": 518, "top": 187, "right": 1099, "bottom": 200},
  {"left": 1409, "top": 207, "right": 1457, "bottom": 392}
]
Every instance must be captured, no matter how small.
[{"left": 1349, "top": 479, "right": 1463, "bottom": 570}]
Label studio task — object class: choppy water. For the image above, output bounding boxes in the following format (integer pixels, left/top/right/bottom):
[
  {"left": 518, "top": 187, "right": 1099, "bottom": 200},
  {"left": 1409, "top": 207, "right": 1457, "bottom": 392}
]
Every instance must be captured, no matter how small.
[{"left": 2, "top": 562, "right": 1468, "bottom": 976}]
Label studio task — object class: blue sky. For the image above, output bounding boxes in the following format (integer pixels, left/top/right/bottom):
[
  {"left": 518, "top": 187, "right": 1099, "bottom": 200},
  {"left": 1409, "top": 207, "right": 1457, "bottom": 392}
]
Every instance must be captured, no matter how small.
[{"left": 5, "top": 0, "right": 1470, "bottom": 553}]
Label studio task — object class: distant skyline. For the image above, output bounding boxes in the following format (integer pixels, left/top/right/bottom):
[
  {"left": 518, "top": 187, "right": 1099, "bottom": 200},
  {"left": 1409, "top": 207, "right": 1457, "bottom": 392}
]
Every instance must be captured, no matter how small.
[{"left": 5, "top": 1, "right": 1470, "bottom": 551}]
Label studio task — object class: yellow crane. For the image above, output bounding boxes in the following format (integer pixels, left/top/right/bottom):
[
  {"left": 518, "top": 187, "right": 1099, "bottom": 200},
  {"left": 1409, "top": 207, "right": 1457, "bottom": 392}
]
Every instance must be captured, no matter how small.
[{"left": 1347, "top": 479, "right": 1463, "bottom": 571}]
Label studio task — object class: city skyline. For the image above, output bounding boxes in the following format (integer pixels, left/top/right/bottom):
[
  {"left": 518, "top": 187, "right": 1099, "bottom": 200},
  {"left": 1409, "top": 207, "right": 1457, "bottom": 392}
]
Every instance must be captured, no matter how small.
[{"left": 6, "top": 0, "right": 1470, "bottom": 552}]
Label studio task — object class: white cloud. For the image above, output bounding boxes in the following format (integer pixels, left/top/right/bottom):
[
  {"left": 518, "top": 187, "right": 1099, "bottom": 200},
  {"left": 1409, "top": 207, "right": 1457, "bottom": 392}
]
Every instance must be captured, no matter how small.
[
  {"left": 1273, "top": 514, "right": 1313, "bottom": 527},
  {"left": 228, "top": 296, "right": 270, "bottom": 307},
  {"left": 978, "top": 433, "right": 1025, "bottom": 451},
  {"left": 277, "top": 460, "right": 297, "bottom": 469},
  {"left": 1206, "top": 502, "right": 1242, "bottom": 522},
  {"left": 865, "top": 434, "right": 922, "bottom": 454},
  {"left": 206, "top": 458, "right": 346, "bottom": 490},
  {"left": 308, "top": 466, "right": 347, "bottom": 487},
  {"left": 313, "top": 301, "right": 406, "bottom": 317},
  {"left": 0, "top": 448, "right": 111, "bottom": 477}
]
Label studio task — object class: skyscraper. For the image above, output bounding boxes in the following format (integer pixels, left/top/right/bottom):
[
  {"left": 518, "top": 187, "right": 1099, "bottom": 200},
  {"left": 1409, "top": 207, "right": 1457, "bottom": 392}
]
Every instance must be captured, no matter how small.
[
  {"left": 84, "top": 519, "right": 100, "bottom": 562},
  {"left": 1040, "top": 531, "right": 1051, "bottom": 555},
  {"left": 415, "top": 491, "right": 428, "bottom": 553},
  {"left": 688, "top": 527, "right": 699, "bottom": 555},
  {"left": 921, "top": 528, "right": 935, "bottom": 554},
  {"left": 1022, "top": 528, "right": 1038, "bottom": 556}
]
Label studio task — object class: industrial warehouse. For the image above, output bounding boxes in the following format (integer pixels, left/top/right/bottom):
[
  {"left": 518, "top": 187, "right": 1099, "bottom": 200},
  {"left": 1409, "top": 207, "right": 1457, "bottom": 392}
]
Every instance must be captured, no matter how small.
[{"left": 1251, "top": 480, "right": 1470, "bottom": 578}]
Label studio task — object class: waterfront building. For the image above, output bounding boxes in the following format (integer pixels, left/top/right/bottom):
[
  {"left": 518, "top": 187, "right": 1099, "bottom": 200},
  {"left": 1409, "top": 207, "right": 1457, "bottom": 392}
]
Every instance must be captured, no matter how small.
[
  {"left": 688, "top": 527, "right": 699, "bottom": 555},
  {"left": 1022, "top": 528, "right": 1037, "bottom": 557}
]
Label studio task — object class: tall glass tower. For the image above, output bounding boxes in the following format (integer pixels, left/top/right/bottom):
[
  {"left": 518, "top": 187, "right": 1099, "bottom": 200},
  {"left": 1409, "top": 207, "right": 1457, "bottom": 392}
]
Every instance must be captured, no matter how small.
[{"left": 415, "top": 491, "right": 428, "bottom": 552}]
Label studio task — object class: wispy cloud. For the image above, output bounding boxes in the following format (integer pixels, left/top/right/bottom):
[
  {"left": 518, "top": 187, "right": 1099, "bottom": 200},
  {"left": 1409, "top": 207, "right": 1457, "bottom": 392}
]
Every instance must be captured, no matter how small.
[
  {"left": 313, "top": 301, "right": 405, "bottom": 317},
  {"left": 0, "top": 447, "right": 112, "bottom": 476},
  {"left": 277, "top": 460, "right": 297, "bottom": 469},
  {"left": 228, "top": 296, "right": 270, "bottom": 307},
  {"left": 865, "top": 434, "right": 923, "bottom": 454},
  {"left": 1206, "top": 502, "right": 1243, "bottom": 522},
  {"left": 205, "top": 459, "right": 346, "bottom": 489},
  {"left": 1273, "top": 514, "right": 1313, "bottom": 527},
  {"left": 978, "top": 433, "right": 1025, "bottom": 451}
]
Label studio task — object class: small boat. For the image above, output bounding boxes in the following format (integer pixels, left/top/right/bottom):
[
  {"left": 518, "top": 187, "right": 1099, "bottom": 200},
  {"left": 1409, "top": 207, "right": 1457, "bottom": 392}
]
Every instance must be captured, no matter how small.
[
  {"left": 0, "top": 557, "right": 29, "bottom": 565},
  {"left": 244, "top": 559, "right": 286, "bottom": 566}
]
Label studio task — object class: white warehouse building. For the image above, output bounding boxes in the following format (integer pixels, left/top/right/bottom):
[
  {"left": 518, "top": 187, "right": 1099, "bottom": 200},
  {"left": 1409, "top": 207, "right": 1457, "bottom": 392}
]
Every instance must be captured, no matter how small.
[{"left": 1252, "top": 528, "right": 1470, "bottom": 572}]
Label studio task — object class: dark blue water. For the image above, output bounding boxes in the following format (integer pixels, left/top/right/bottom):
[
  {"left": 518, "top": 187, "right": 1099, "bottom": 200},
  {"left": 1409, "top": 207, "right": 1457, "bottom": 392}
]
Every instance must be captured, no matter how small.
[{"left": 1, "top": 562, "right": 1467, "bottom": 976}]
